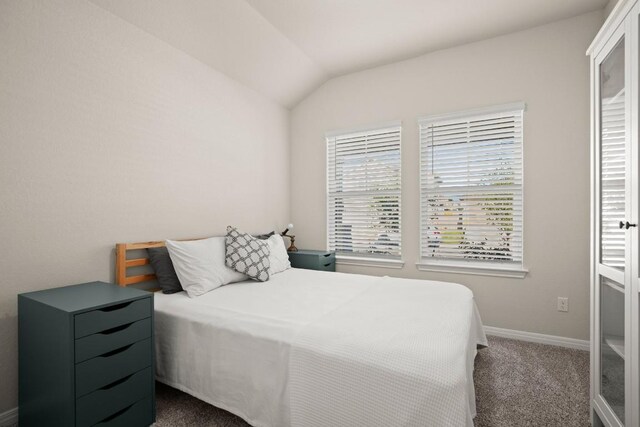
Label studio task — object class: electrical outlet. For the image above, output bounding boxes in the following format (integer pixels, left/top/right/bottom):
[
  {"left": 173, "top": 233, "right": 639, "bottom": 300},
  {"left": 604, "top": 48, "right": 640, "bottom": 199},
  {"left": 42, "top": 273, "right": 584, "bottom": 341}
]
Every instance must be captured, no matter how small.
[{"left": 557, "top": 297, "right": 569, "bottom": 312}]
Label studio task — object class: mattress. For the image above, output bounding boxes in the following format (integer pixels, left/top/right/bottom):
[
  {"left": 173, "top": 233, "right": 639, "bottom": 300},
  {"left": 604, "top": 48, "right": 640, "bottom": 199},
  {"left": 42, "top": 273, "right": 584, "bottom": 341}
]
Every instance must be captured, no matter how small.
[{"left": 154, "top": 268, "right": 487, "bottom": 427}]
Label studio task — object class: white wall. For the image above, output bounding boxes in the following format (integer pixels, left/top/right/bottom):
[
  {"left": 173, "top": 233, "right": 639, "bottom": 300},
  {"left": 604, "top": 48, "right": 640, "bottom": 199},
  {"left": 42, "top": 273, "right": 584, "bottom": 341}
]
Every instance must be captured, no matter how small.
[
  {"left": 290, "top": 11, "right": 603, "bottom": 341},
  {"left": 0, "top": 0, "right": 289, "bottom": 411}
]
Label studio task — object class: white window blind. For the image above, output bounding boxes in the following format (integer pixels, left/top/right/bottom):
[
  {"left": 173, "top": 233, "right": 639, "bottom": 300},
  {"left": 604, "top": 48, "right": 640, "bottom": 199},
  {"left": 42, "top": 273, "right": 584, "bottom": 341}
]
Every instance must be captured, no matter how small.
[
  {"left": 327, "top": 123, "right": 401, "bottom": 259},
  {"left": 419, "top": 104, "right": 524, "bottom": 270}
]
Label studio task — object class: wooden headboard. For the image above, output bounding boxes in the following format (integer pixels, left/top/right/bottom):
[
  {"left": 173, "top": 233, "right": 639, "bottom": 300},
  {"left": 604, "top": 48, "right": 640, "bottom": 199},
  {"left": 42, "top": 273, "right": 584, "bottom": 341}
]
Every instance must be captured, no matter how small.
[
  {"left": 115, "top": 241, "right": 166, "bottom": 287},
  {"left": 115, "top": 237, "right": 208, "bottom": 288}
]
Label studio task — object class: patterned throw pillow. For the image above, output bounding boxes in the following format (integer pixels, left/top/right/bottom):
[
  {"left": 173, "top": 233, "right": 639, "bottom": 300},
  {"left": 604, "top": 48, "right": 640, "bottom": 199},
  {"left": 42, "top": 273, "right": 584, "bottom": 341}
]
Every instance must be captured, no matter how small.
[{"left": 225, "top": 226, "right": 271, "bottom": 282}]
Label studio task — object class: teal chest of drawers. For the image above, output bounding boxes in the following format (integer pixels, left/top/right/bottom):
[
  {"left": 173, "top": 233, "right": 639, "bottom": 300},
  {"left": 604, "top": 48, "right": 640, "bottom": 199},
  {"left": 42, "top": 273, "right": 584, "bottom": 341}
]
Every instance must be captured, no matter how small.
[
  {"left": 19, "top": 281, "right": 155, "bottom": 427},
  {"left": 288, "top": 249, "right": 336, "bottom": 272}
]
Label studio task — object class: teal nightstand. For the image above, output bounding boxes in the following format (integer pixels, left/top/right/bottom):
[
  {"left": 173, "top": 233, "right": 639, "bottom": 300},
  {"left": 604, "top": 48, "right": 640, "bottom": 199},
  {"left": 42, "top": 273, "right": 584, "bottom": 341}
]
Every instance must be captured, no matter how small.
[
  {"left": 288, "top": 249, "right": 336, "bottom": 272},
  {"left": 19, "top": 281, "right": 155, "bottom": 427}
]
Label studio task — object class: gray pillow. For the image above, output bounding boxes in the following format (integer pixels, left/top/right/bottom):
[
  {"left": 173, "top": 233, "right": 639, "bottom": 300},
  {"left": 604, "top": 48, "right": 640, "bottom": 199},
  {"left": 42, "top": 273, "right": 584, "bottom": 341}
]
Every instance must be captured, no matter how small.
[
  {"left": 225, "top": 226, "right": 271, "bottom": 282},
  {"left": 254, "top": 231, "right": 275, "bottom": 240},
  {"left": 147, "top": 247, "right": 183, "bottom": 294}
]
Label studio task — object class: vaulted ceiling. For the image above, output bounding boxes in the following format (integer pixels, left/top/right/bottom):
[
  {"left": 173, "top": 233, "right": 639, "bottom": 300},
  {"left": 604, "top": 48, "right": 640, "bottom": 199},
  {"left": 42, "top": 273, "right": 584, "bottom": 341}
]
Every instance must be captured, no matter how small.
[{"left": 90, "top": 0, "right": 608, "bottom": 108}]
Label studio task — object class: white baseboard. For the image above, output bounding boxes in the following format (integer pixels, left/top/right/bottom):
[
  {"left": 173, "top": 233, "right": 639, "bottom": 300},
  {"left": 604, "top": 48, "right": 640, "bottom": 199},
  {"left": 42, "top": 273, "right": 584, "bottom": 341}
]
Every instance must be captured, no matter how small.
[
  {"left": 484, "top": 326, "right": 590, "bottom": 351},
  {"left": 0, "top": 407, "right": 17, "bottom": 426}
]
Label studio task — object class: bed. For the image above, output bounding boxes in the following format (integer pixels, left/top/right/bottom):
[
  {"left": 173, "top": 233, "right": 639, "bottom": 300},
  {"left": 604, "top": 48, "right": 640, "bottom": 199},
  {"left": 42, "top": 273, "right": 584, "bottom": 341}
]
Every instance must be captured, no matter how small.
[{"left": 115, "top": 241, "right": 487, "bottom": 427}]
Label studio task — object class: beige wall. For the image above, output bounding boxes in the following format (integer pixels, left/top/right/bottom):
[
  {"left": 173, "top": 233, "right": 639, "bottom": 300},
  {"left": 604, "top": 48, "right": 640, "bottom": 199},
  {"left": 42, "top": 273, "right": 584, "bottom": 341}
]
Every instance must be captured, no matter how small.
[
  {"left": 0, "top": 0, "right": 289, "bottom": 411},
  {"left": 290, "top": 11, "right": 603, "bottom": 341},
  {"left": 605, "top": 0, "right": 620, "bottom": 18}
]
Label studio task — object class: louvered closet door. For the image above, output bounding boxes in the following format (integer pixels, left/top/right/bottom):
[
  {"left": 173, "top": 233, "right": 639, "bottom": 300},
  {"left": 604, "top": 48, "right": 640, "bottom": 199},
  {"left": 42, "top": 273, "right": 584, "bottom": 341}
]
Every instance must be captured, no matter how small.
[
  {"left": 630, "top": 7, "right": 640, "bottom": 427},
  {"left": 594, "top": 23, "right": 631, "bottom": 427}
]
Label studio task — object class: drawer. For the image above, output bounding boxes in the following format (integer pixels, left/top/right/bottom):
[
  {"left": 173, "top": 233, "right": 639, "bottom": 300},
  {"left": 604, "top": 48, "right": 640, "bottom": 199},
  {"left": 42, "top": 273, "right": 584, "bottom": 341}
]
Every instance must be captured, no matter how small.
[
  {"left": 75, "top": 318, "right": 151, "bottom": 363},
  {"left": 290, "top": 251, "right": 335, "bottom": 270},
  {"left": 319, "top": 252, "right": 335, "bottom": 263},
  {"left": 318, "top": 260, "right": 336, "bottom": 271},
  {"left": 75, "top": 298, "right": 151, "bottom": 338},
  {"left": 94, "top": 396, "right": 153, "bottom": 427},
  {"left": 76, "top": 367, "right": 152, "bottom": 427},
  {"left": 76, "top": 338, "right": 152, "bottom": 397}
]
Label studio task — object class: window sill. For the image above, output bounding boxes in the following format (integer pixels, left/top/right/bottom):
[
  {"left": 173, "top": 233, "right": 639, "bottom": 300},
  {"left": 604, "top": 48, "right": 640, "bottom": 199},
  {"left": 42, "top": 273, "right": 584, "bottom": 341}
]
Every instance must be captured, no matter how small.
[
  {"left": 336, "top": 255, "right": 405, "bottom": 269},
  {"left": 415, "top": 261, "right": 528, "bottom": 279}
]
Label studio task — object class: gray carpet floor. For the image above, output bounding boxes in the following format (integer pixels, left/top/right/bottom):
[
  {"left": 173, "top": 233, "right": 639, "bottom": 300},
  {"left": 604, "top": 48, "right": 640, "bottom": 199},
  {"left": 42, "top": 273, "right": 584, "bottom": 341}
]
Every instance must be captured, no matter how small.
[{"left": 154, "top": 336, "right": 590, "bottom": 427}]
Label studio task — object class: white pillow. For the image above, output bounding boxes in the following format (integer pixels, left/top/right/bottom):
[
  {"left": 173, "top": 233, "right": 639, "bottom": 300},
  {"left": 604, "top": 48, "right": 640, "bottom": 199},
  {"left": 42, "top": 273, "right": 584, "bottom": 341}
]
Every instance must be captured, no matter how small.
[
  {"left": 166, "top": 237, "right": 247, "bottom": 298},
  {"left": 266, "top": 234, "right": 291, "bottom": 275}
]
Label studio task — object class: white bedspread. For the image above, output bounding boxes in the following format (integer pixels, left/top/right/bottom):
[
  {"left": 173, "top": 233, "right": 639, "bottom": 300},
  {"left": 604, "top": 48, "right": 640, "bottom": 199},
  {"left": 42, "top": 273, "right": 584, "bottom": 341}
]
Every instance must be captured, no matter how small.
[
  {"left": 154, "top": 269, "right": 486, "bottom": 427},
  {"left": 289, "top": 276, "right": 486, "bottom": 427}
]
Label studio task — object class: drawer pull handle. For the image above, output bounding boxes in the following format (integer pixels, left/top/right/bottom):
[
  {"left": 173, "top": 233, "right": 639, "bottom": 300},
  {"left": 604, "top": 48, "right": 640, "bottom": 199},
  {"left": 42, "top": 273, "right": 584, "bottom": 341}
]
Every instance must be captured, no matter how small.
[
  {"left": 99, "top": 322, "right": 134, "bottom": 335},
  {"left": 98, "top": 403, "right": 135, "bottom": 423},
  {"left": 324, "top": 263, "right": 332, "bottom": 267},
  {"left": 98, "top": 301, "right": 132, "bottom": 312},
  {"left": 100, "top": 343, "right": 133, "bottom": 358},
  {"left": 100, "top": 373, "right": 134, "bottom": 390},
  {"left": 323, "top": 253, "right": 331, "bottom": 257}
]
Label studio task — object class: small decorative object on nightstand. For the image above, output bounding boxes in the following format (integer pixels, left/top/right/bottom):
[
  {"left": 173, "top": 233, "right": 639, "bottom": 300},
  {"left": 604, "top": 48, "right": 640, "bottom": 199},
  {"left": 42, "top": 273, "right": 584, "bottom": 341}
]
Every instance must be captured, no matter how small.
[
  {"left": 280, "top": 223, "right": 298, "bottom": 252},
  {"left": 19, "top": 281, "right": 155, "bottom": 427},
  {"left": 288, "top": 249, "right": 335, "bottom": 272}
]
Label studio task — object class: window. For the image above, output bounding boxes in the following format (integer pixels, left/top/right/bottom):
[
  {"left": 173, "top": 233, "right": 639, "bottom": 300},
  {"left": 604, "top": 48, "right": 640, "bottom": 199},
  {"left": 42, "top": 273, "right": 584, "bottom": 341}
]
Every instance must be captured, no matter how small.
[
  {"left": 326, "top": 122, "right": 402, "bottom": 267},
  {"left": 418, "top": 103, "right": 526, "bottom": 278}
]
